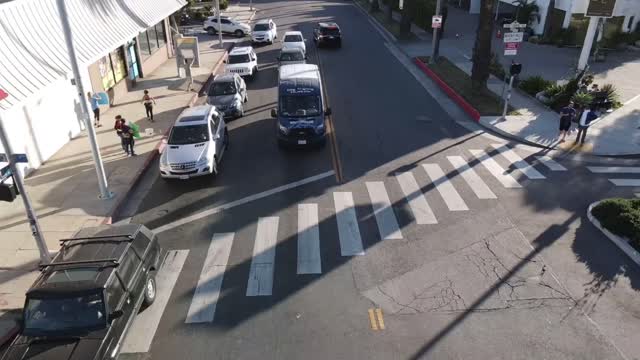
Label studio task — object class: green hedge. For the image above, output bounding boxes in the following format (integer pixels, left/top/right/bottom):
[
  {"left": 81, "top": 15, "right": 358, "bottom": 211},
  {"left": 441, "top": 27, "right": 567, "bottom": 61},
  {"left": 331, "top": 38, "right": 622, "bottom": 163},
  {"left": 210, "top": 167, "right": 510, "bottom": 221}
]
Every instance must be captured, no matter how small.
[
  {"left": 592, "top": 198, "right": 640, "bottom": 249},
  {"left": 519, "top": 76, "right": 553, "bottom": 97}
]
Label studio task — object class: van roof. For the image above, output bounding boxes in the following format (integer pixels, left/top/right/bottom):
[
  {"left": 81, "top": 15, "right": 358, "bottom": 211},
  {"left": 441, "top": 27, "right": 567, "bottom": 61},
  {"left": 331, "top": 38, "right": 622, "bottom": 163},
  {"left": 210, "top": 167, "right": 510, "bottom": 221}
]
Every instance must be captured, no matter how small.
[
  {"left": 175, "top": 105, "right": 212, "bottom": 126},
  {"left": 230, "top": 46, "right": 253, "bottom": 55},
  {"left": 279, "top": 64, "right": 319, "bottom": 80}
]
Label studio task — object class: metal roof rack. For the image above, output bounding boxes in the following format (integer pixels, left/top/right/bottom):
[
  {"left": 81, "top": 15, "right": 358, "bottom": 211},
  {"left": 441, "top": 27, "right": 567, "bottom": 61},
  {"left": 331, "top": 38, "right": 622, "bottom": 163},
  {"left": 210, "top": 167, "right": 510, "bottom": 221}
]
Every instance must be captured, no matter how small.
[
  {"left": 59, "top": 234, "right": 134, "bottom": 243},
  {"left": 39, "top": 258, "right": 120, "bottom": 269}
]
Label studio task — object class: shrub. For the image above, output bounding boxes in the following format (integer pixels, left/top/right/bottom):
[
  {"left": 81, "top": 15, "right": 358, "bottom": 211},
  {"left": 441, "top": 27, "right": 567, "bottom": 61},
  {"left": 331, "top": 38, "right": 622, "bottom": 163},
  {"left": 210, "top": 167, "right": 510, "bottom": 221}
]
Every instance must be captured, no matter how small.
[
  {"left": 220, "top": 0, "right": 229, "bottom": 10},
  {"left": 545, "top": 84, "right": 566, "bottom": 99},
  {"left": 550, "top": 69, "right": 586, "bottom": 110},
  {"left": 600, "top": 83, "right": 620, "bottom": 104},
  {"left": 519, "top": 76, "right": 553, "bottom": 96},
  {"left": 592, "top": 198, "right": 640, "bottom": 248},
  {"left": 571, "top": 91, "right": 594, "bottom": 109}
]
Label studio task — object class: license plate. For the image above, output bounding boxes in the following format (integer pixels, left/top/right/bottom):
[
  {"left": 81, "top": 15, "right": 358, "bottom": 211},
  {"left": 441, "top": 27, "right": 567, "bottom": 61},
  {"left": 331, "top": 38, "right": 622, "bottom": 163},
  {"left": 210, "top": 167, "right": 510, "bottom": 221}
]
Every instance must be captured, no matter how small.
[
  {"left": 179, "top": 175, "right": 189, "bottom": 180},
  {"left": 297, "top": 140, "right": 307, "bottom": 145}
]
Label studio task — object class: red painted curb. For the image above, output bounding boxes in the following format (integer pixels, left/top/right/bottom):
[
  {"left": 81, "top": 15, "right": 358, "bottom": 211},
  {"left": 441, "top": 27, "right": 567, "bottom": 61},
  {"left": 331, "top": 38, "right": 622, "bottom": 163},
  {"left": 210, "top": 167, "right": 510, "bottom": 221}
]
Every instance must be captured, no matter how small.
[
  {"left": 103, "top": 45, "right": 233, "bottom": 225},
  {"left": 413, "top": 58, "right": 481, "bottom": 122},
  {"left": 0, "top": 322, "right": 19, "bottom": 348}
]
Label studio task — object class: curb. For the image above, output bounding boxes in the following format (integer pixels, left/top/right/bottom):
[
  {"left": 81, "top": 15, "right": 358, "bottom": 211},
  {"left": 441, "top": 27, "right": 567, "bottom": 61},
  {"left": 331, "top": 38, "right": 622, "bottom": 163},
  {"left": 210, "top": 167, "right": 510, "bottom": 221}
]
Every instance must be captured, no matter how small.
[
  {"left": 412, "top": 58, "right": 481, "bottom": 122},
  {"left": 103, "top": 44, "right": 233, "bottom": 225},
  {"left": 587, "top": 201, "right": 640, "bottom": 267}
]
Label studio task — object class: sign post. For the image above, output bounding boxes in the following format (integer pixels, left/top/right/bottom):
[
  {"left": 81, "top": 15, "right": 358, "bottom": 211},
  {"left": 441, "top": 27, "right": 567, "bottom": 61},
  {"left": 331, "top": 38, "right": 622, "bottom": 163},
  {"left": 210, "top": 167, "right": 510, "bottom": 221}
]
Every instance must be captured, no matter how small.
[
  {"left": 0, "top": 102, "right": 51, "bottom": 263},
  {"left": 429, "top": 0, "right": 443, "bottom": 64}
]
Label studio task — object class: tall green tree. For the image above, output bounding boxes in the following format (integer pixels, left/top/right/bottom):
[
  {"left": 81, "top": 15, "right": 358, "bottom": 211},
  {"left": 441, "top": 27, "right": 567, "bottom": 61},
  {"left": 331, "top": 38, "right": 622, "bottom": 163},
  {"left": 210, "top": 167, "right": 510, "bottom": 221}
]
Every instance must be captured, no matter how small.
[{"left": 471, "top": 0, "right": 497, "bottom": 93}]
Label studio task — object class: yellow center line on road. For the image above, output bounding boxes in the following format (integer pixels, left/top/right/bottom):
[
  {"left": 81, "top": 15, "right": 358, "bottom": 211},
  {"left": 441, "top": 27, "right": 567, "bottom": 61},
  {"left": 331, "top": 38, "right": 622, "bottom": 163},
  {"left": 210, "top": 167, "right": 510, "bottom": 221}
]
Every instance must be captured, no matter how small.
[
  {"left": 368, "top": 308, "right": 379, "bottom": 330},
  {"left": 375, "top": 308, "right": 385, "bottom": 330}
]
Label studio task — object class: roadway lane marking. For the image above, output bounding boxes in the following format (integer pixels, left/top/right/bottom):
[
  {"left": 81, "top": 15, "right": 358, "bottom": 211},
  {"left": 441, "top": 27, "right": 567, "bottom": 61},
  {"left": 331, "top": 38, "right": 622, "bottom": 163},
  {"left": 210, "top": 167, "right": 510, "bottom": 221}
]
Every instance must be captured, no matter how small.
[
  {"left": 366, "top": 182, "right": 403, "bottom": 240},
  {"left": 368, "top": 308, "right": 385, "bottom": 331},
  {"left": 447, "top": 156, "right": 497, "bottom": 199},
  {"left": 297, "top": 204, "right": 322, "bottom": 274},
  {"left": 246, "top": 217, "right": 279, "bottom": 296},
  {"left": 534, "top": 156, "right": 567, "bottom": 171},
  {"left": 185, "top": 233, "right": 234, "bottom": 323},
  {"left": 333, "top": 192, "right": 365, "bottom": 256},
  {"left": 368, "top": 309, "right": 378, "bottom": 330},
  {"left": 153, "top": 170, "right": 334, "bottom": 234},
  {"left": 395, "top": 172, "right": 438, "bottom": 224},
  {"left": 587, "top": 167, "right": 640, "bottom": 173},
  {"left": 121, "top": 250, "right": 189, "bottom": 354},
  {"left": 491, "top": 144, "right": 545, "bottom": 179},
  {"left": 608, "top": 179, "right": 640, "bottom": 186},
  {"left": 375, "top": 308, "right": 386, "bottom": 330},
  {"left": 469, "top": 150, "right": 522, "bottom": 189},
  {"left": 422, "top": 164, "right": 469, "bottom": 211}
]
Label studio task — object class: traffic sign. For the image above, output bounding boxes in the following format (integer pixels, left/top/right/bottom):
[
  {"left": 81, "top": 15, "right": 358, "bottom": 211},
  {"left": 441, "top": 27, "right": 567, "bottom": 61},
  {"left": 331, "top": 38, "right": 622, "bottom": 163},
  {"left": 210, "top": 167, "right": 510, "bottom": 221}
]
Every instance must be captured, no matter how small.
[
  {"left": 0, "top": 89, "right": 7, "bottom": 101},
  {"left": 432, "top": 15, "right": 442, "bottom": 29},
  {"left": 503, "top": 32, "right": 524, "bottom": 43},
  {"left": 504, "top": 42, "right": 520, "bottom": 56},
  {"left": 586, "top": 0, "right": 616, "bottom": 17},
  {"left": 503, "top": 21, "right": 527, "bottom": 32},
  {"left": 0, "top": 153, "right": 27, "bottom": 163}
]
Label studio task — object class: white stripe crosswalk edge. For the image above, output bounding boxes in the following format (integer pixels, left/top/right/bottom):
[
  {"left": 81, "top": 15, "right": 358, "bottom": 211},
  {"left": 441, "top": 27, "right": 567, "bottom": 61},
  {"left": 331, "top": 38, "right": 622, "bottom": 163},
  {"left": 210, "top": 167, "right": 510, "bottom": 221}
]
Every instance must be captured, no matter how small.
[
  {"left": 588, "top": 167, "right": 640, "bottom": 174},
  {"left": 422, "top": 164, "right": 469, "bottom": 211},
  {"left": 366, "top": 182, "right": 403, "bottom": 239},
  {"left": 298, "top": 204, "right": 322, "bottom": 274},
  {"left": 469, "top": 149, "right": 522, "bottom": 189},
  {"left": 333, "top": 192, "right": 365, "bottom": 256},
  {"left": 534, "top": 156, "right": 567, "bottom": 171},
  {"left": 246, "top": 217, "right": 279, "bottom": 296},
  {"left": 491, "top": 144, "right": 545, "bottom": 179},
  {"left": 121, "top": 250, "right": 189, "bottom": 354},
  {"left": 447, "top": 156, "right": 497, "bottom": 199},
  {"left": 395, "top": 172, "right": 438, "bottom": 224},
  {"left": 185, "top": 233, "right": 234, "bottom": 323}
]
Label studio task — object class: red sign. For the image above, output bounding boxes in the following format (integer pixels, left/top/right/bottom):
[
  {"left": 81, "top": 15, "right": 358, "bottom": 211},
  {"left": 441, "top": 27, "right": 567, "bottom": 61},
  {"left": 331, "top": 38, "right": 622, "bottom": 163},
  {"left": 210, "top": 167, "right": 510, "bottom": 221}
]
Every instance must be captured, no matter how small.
[
  {"left": 505, "top": 42, "right": 520, "bottom": 50},
  {"left": 0, "top": 89, "right": 7, "bottom": 101}
]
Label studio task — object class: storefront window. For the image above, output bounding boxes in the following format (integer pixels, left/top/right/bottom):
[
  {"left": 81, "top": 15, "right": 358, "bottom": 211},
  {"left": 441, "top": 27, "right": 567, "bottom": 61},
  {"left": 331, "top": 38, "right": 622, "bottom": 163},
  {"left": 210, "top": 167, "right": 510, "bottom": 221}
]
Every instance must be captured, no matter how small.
[
  {"left": 98, "top": 55, "right": 115, "bottom": 89},
  {"left": 156, "top": 22, "right": 166, "bottom": 47},
  {"left": 137, "top": 21, "right": 167, "bottom": 61},
  {"left": 111, "top": 48, "right": 126, "bottom": 84},
  {"left": 148, "top": 27, "right": 159, "bottom": 54},
  {"left": 138, "top": 31, "right": 151, "bottom": 61}
]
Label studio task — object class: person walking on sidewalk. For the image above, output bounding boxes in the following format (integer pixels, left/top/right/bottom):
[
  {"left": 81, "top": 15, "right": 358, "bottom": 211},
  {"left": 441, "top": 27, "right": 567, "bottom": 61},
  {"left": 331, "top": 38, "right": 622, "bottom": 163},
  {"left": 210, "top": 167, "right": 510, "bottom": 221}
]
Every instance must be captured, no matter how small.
[
  {"left": 142, "top": 90, "right": 156, "bottom": 122},
  {"left": 120, "top": 121, "right": 136, "bottom": 157},
  {"left": 114, "top": 115, "right": 128, "bottom": 154},
  {"left": 87, "top": 92, "right": 102, "bottom": 127},
  {"left": 558, "top": 101, "right": 576, "bottom": 142},
  {"left": 575, "top": 106, "right": 598, "bottom": 145}
]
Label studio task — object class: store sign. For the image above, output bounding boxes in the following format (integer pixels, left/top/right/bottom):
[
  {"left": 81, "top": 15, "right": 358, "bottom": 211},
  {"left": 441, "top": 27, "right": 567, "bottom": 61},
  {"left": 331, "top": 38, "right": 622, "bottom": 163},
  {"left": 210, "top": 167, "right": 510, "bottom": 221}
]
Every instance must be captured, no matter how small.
[{"left": 586, "top": 0, "right": 617, "bottom": 17}]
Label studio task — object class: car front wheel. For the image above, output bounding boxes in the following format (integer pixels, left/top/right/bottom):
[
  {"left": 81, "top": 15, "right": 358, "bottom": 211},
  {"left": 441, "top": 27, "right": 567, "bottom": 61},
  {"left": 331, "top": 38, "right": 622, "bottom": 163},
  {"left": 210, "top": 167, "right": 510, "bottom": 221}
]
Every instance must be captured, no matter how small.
[
  {"left": 206, "top": 27, "right": 217, "bottom": 35},
  {"left": 142, "top": 275, "right": 156, "bottom": 307},
  {"left": 234, "top": 29, "right": 244, "bottom": 37}
]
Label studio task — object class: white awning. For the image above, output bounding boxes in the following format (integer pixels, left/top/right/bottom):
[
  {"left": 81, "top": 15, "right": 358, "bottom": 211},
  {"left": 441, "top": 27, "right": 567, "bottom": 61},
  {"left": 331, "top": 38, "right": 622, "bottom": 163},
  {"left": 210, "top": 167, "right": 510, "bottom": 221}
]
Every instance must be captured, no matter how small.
[{"left": 0, "top": 0, "right": 186, "bottom": 111}]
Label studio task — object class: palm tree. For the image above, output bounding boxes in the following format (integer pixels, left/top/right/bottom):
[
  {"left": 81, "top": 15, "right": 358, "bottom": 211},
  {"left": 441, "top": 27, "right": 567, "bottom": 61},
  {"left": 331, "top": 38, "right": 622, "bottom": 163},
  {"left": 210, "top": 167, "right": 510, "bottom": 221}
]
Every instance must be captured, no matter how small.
[{"left": 471, "top": 0, "right": 497, "bottom": 92}]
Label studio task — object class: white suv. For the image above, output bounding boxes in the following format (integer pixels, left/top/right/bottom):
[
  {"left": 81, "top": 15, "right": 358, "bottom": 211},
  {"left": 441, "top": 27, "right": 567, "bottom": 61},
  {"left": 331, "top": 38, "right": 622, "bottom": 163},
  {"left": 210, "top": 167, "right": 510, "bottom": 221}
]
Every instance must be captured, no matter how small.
[
  {"left": 204, "top": 16, "right": 251, "bottom": 37},
  {"left": 224, "top": 47, "right": 259, "bottom": 78},
  {"left": 159, "top": 105, "right": 229, "bottom": 179},
  {"left": 252, "top": 19, "right": 277, "bottom": 44},
  {"left": 282, "top": 31, "right": 306, "bottom": 55}
]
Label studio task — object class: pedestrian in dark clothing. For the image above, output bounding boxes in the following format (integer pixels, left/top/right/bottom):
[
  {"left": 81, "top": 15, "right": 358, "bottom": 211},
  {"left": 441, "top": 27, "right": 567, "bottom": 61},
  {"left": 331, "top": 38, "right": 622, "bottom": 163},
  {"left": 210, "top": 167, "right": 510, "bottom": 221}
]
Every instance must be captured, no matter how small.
[
  {"left": 120, "top": 123, "right": 135, "bottom": 156},
  {"left": 142, "top": 90, "right": 156, "bottom": 122},
  {"left": 114, "top": 115, "right": 128, "bottom": 154},
  {"left": 558, "top": 101, "right": 575, "bottom": 142},
  {"left": 575, "top": 106, "right": 598, "bottom": 145}
]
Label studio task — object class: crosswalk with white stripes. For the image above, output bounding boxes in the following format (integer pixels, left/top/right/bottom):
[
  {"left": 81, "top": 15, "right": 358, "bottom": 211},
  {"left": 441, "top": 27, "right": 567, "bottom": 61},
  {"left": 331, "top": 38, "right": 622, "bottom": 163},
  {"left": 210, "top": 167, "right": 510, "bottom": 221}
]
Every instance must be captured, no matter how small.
[{"left": 121, "top": 147, "right": 640, "bottom": 352}]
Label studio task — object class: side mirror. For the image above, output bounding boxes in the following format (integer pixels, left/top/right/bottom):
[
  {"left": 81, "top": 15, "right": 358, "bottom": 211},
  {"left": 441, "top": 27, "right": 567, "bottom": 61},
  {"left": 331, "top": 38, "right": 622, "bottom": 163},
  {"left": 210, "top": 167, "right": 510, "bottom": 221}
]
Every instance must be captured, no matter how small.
[
  {"left": 223, "top": 59, "right": 227, "bottom": 64},
  {"left": 325, "top": 108, "right": 332, "bottom": 116},
  {"left": 271, "top": 109, "right": 277, "bottom": 118},
  {"left": 110, "top": 310, "right": 124, "bottom": 320}
]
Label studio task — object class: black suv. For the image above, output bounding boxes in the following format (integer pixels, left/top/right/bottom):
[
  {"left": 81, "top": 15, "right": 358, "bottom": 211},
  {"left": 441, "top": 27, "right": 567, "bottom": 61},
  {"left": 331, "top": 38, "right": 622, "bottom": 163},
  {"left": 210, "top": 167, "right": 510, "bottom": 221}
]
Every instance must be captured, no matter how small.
[
  {"left": 1, "top": 224, "right": 162, "bottom": 360},
  {"left": 313, "top": 22, "right": 342, "bottom": 48}
]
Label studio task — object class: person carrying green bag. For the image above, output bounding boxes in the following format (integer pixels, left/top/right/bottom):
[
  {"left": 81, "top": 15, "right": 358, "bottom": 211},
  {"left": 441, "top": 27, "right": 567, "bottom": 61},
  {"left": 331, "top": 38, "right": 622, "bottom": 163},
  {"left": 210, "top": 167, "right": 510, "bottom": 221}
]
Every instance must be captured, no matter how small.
[{"left": 128, "top": 121, "right": 141, "bottom": 139}]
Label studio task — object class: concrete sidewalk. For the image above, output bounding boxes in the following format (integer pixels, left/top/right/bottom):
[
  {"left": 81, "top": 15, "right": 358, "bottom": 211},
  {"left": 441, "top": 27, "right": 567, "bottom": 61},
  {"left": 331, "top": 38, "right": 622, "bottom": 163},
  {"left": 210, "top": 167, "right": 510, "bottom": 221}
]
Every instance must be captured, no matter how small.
[
  {"left": 398, "top": 5, "right": 640, "bottom": 156},
  {"left": 0, "top": 5, "right": 254, "bottom": 346}
]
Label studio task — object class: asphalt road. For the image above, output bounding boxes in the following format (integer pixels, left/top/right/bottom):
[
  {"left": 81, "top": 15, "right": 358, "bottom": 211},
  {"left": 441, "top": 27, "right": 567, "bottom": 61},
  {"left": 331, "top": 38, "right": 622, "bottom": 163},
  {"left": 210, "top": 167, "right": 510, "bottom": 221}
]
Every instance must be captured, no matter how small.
[{"left": 118, "top": 1, "right": 640, "bottom": 359}]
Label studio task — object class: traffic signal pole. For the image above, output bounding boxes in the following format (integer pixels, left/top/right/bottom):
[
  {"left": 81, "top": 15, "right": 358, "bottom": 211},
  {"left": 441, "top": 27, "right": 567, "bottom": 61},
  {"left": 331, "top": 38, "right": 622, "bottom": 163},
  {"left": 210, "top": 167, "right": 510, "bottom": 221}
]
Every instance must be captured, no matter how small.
[{"left": 0, "top": 114, "right": 51, "bottom": 263}]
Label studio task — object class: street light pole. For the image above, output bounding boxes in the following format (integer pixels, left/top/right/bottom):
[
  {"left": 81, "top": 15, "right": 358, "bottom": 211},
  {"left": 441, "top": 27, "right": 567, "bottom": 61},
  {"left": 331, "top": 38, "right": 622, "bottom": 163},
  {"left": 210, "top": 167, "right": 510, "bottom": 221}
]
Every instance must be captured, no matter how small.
[
  {"left": 55, "top": 0, "right": 112, "bottom": 200},
  {"left": 216, "top": 0, "right": 223, "bottom": 47},
  {"left": 0, "top": 114, "right": 51, "bottom": 264}
]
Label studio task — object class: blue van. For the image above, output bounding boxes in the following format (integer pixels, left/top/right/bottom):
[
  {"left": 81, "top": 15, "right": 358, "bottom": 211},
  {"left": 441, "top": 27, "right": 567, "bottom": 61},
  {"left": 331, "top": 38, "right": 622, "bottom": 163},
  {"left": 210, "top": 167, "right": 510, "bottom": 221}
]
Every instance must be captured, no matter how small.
[{"left": 271, "top": 64, "right": 331, "bottom": 147}]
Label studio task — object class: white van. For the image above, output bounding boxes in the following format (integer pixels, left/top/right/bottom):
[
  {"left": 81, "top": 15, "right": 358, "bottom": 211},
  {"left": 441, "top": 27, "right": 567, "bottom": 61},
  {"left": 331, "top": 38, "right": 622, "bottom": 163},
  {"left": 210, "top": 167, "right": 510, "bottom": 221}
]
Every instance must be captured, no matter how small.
[{"left": 159, "top": 105, "right": 229, "bottom": 179}]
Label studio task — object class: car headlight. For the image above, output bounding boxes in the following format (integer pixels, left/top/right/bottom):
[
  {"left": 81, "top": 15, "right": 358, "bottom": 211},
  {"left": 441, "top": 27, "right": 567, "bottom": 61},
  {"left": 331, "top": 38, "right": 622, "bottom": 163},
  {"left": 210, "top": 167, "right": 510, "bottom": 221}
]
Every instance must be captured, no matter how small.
[
  {"left": 159, "top": 151, "right": 169, "bottom": 167},
  {"left": 197, "top": 157, "right": 209, "bottom": 166},
  {"left": 315, "top": 123, "right": 325, "bottom": 133},
  {"left": 232, "top": 99, "right": 242, "bottom": 108},
  {"left": 278, "top": 123, "right": 289, "bottom": 134}
]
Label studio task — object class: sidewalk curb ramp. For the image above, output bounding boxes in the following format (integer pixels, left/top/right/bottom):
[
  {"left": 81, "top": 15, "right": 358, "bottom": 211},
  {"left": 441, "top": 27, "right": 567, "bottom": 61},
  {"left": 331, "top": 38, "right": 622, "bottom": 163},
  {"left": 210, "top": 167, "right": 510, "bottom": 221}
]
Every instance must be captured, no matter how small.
[
  {"left": 412, "top": 57, "right": 481, "bottom": 122},
  {"left": 587, "top": 201, "right": 640, "bottom": 267},
  {"left": 103, "top": 43, "right": 234, "bottom": 225}
]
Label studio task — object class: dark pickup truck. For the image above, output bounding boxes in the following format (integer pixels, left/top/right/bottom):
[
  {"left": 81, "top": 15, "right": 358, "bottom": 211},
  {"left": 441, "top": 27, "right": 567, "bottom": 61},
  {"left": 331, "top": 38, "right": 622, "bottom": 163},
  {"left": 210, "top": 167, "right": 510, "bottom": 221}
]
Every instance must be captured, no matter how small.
[{"left": 1, "top": 224, "right": 162, "bottom": 360}]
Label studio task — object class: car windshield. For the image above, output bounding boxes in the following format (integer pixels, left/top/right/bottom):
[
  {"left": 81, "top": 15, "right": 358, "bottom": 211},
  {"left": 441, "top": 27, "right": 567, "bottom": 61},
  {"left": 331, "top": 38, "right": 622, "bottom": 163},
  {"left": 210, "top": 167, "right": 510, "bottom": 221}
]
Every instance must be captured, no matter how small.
[
  {"left": 23, "top": 293, "right": 106, "bottom": 336},
  {"left": 280, "top": 51, "right": 304, "bottom": 62},
  {"left": 321, "top": 28, "right": 340, "bottom": 36},
  {"left": 280, "top": 95, "right": 321, "bottom": 117},
  {"left": 210, "top": 81, "right": 237, "bottom": 96},
  {"left": 284, "top": 34, "right": 303, "bottom": 42},
  {"left": 254, "top": 23, "right": 269, "bottom": 31},
  {"left": 168, "top": 124, "right": 210, "bottom": 145},
  {"left": 228, "top": 54, "right": 250, "bottom": 64}
]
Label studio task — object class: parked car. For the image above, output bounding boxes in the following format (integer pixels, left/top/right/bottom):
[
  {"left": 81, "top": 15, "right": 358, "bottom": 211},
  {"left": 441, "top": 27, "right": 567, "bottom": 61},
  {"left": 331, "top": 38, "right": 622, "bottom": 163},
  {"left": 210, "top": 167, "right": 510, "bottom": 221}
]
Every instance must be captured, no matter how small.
[
  {"left": 159, "top": 105, "right": 229, "bottom": 179},
  {"left": 282, "top": 31, "right": 306, "bottom": 55},
  {"left": 313, "top": 22, "right": 342, "bottom": 48},
  {"left": 203, "top": 15, "right": 251, "bottom": 37},
  {"left": 0, "top": 224, "right": 162, "bottom": 360},
  {"left": 207, "top": 73, "right": 248, "bottom": 119},
  {"left": 278, "top": 48, "right": 306, "bottom": 67},
  {"left": 252, "top": 18, "right": 277, "bottom": 44},
  {"left": 224, "top": 46, "right": 259, "bottom": 78}
]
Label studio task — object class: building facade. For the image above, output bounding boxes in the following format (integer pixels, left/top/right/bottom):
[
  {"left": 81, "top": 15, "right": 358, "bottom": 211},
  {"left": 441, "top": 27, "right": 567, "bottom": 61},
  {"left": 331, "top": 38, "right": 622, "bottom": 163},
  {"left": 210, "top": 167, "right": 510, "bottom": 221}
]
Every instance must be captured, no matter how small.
[{"left": 0, "top": 0, "right": 185, "bottom": 175}]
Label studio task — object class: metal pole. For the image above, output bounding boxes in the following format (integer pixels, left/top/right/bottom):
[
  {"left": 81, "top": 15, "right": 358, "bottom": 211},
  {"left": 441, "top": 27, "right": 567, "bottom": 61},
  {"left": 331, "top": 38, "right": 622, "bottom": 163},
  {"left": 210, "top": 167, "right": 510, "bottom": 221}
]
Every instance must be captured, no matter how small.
[
  {"left": 502, "top": 75, "right": 515, "bottom": 118},
  {"left": 430, "top": 0, "right": 443, "bottom": 64},
  {"left": 0, "top": 115, "right": 51, "bottom": 263},
  {"left": 250, "top": 0, "right": 253, "bottom": 11},
  {"left": 577, "top": 16, "right": 599, "bottom": 71},
  {"left": 495, "top": 0, "right": 500, "bottom": 21},
  {"left": 216, "top": 0, "right": 223, "bottom": 47},
  {"left": 56, "top": 0, "right": 112, "bottom": 200}
]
